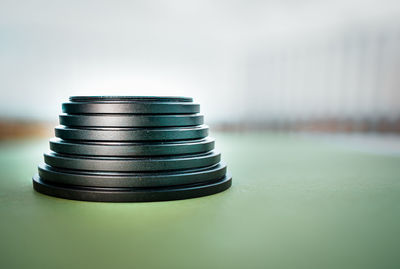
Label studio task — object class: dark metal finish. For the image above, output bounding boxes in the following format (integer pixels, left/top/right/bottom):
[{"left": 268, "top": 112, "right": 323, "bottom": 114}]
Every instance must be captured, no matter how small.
[
  {"left": 69, "top": 96, "right": 193, "bottom": 102},
  {"left": 49, "top": 137, "right": 215, "bottom": 156},
  {"left": 55, "top": 125, "right": 209, "bottom": 141},
  {"left": 62, "top": 102, "right": 200, "bottom": 114},
  {"left": 44, "top": 151, "right": 221, "bottom": 172},
  {"left": 33, "top": 96, "right": 231, "bottom": 202},
  {"left": 59, "top": 114, "right": 204, "bottom": 127},
  {"left": 38, "top": 163, "right": 227, "bottom": 187},
  {"left": 32, "top": 174, "right": 232, "bottom": 202}
]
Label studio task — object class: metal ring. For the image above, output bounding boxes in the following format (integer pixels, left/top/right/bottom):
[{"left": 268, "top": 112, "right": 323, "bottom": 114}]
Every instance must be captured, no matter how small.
[
  {"left": 69, "top": 96, "right": 193, "bottom": 102},
  {"left": 59, "top": 114, "right": 204, "bottom": 127},
  {"left": 55, "top": 125, "right": 209, "bottom": 141},
  {"left": 32, "top": 174, "right": 232, "bottom": 202},
  {"left": 62, "top": 102, "right": 200, "bottom": 114},
  {"left": 49, "top": 137, "right": 215, "bottom": 156},
  {"left": 44, "top": 151, "right": 221, "bottom": 172},
  {"left": 38, "top": 163, "right": 227, "bottom": 187}
]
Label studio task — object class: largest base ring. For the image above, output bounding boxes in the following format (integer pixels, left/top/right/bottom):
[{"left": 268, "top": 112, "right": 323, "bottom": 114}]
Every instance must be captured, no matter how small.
[{"left": 32, "top": 174, "right": 232, "bottom": 202}]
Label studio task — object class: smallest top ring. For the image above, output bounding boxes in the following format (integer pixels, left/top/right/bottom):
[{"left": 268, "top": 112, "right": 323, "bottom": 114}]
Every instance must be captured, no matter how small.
[{"left": 69, "top": 96, "right": 193, "bottom": 103}]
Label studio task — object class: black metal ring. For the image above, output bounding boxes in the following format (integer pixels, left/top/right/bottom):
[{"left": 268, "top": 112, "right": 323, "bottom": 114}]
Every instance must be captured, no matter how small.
[
  {"left": 69, "top": 96, "right": 193, "bottom": 102},
  {"left": 62, "top": 102, "right": 200, "bottom": 114},
  {"left": 38, "top": 163, "right": 227, "bottom": 187},
  {"left": 49, "top": 137, "right": 215, "bottom": 156},
  {"left": 55, "top": 125, "right": 209, "bottom": 141},
  {"left": 44, "top": 151, "right": 221, "bottom": 172},
  {"left": 32, "top": 174, "right": 232, "bottom": 202},
  {"left": 59, "top": 114, "right": 204, "bottom": 127}
]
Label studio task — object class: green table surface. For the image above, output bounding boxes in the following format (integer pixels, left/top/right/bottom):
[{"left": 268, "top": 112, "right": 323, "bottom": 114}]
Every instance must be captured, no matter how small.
[{"left": 1, "top": 132, "right": 400, "bottom": 269}]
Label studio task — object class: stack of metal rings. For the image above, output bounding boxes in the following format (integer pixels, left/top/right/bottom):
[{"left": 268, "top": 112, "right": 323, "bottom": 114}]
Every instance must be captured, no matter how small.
[{"left": 32, "top": 96, "right": 232, "bottom": 202}]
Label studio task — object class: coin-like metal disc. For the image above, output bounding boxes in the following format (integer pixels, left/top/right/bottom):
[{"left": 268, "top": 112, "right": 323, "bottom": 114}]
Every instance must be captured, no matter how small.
[
  {"left": 49, "top": 137, "right": 215, "bottom": 156},
  {"left": 59, "top": 114, "right": 204, "bottom": 127},
  {"left": 55, "top": 125, "right": 209, "bottom": 141},
  {"left": 44, "top": 151, "right": 221, "bottom": 172},
  {"left": 38, "top": 163, "right": 227, "bottom": 187},
  {"left": 32, "top": 174, "right": 232, "bottom": 202}
]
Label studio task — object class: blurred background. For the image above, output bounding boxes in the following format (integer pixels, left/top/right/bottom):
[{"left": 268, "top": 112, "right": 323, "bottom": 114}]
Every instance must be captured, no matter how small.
[
  {"left": 1, "top": 0, "right": 400, "bottom": 137},
  {"left": 2, "top": 2, "right": 400, "bottom": 268}
]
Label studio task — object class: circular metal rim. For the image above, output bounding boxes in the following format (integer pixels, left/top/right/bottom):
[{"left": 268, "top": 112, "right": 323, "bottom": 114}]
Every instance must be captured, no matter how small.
[
  {"left": 44, "top": 151, "right": 221, "bottom": 172},
  {"left": 62, "top": 102, "right": 200, "bottom": 114},
  {"left": 69, "top": 96, "right": 193, "bottom": 102},
  {"left": 49, "top": 137, "right": 215, "bottom": 156},
  {"left": 55, "top": 125, "right": 209, "bottom": 141},
  {"left": 38, "top": 162, "right": 227, "bottom": 187},
  {"left": 32, "top": 174, "right": 232, "bottom": 202},
  {"left": 59, "top": 114, "right": 204, "bottom": 127}
]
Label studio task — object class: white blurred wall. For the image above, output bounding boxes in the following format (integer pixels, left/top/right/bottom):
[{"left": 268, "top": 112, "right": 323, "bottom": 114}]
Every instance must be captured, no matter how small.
[
  {"left": 0, "top": 0, "right": 400, "bottom": 125},
  {"left": 245, "top": 27, "right": 400, "bottom": 123}
]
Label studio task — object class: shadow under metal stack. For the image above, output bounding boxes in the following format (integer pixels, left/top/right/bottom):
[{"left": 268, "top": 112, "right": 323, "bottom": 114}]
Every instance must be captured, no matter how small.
[{"left": 32, "top": 96, "right": 232, "bottom": 202}]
